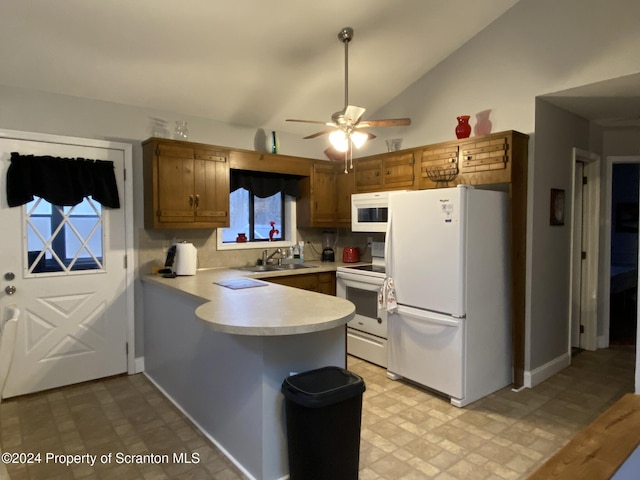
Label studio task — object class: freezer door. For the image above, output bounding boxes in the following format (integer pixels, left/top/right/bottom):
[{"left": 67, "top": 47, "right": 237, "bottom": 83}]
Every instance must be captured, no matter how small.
[
  {"left": 387, "top": 305, "right": 464, "bottom": 399},
  {"left": 387, "top": 188, "right": 465, "bottom": 316}
]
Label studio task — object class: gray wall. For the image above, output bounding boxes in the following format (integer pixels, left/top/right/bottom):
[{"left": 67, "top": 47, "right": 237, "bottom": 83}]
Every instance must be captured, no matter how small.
[{"left": 530, "top": 100, "right": 589, "bottom": 368}]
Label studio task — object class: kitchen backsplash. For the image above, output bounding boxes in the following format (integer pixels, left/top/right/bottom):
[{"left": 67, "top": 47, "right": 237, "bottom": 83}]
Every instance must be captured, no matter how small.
[{"left": 137, "top": 227, "right": 381, "bottom": 274}]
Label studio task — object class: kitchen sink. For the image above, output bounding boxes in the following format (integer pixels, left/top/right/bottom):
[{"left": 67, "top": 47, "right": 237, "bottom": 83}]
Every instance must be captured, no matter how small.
[
  {"left": 237, "top": 263, "right": 316, "bottom": 273},
  {"left": 237, "top": 265, "right": 282, "bottom": 272},
  {"left": 276, "top": 263, "right": 315, "bottom": 270}
]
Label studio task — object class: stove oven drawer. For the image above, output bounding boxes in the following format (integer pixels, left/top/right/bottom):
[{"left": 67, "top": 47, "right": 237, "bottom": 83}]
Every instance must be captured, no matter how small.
[{"left": 347, "top": 328, "right": 387, "bottom": 368}]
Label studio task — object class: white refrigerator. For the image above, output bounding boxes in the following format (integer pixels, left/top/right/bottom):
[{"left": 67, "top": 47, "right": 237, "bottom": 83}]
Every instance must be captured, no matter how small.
[{"left": 385, "top": 185, "right": 511, "bottom": 407}]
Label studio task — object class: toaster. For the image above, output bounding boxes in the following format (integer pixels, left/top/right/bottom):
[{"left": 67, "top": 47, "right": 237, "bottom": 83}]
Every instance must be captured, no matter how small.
[{"left": 342, "top": 246, "right": 360, "bottom": 263}]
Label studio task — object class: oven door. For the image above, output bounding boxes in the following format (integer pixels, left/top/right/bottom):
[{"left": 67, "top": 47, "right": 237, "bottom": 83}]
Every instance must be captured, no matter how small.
[{"left": 336, "top": 272, "right": 386, "bottom": 338}]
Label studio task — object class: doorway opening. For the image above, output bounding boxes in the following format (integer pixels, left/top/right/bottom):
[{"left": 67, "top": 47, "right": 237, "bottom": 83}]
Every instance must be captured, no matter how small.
[
  {"left": 607, "top": 159, "right": 639, "bottom": 347},
  {"left": 569, "top": 149, "right": 600, "bottom": 353}
]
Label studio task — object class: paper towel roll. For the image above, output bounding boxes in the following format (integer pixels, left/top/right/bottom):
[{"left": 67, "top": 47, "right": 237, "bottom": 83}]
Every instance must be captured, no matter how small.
[{"left": 175, "top": 243, "right": 197, "bottom": 275}]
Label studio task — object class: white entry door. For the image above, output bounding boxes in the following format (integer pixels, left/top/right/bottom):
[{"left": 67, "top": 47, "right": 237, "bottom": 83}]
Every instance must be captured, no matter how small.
[{"left": 0, "top": 134, "right": 129, "bottom": 398}]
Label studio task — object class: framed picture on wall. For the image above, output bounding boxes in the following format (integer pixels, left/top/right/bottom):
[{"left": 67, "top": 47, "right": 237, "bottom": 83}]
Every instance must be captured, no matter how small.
[{"left": 550, "top": 188, "right": 565, "bottom": 226}]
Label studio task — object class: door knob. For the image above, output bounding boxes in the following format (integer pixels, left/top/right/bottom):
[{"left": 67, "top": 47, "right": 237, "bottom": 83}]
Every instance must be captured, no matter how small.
[{"left": 5, "top": 285, "right": 16, "bottom": 295}]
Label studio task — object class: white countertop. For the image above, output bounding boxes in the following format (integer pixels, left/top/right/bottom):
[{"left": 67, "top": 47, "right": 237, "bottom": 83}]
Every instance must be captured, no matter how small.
[{"left": 142, "top": 261, "right": 362, "bottom": 336}]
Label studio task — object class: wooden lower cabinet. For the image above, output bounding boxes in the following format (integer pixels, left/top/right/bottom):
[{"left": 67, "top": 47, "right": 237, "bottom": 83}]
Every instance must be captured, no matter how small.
[
  {"left": 264, "top": 271, "right": 336, "bottom": 296},
  {"left": 318, "top": 272, "right": 337, "bottom": 296}
]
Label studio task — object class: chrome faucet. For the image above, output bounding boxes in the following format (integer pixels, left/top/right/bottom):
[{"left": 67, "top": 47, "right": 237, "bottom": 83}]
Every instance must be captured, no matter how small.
[{"left": 262, "top": 248, "right": 283, "bottom": 265}]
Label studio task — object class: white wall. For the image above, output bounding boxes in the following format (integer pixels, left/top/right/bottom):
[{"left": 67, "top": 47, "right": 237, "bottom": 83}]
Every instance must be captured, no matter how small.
[
  {"left": 369, "top": 0, "right": 640, "bottom": 381},
  {"left": 368, "top": 0, "right": 640, "bottom": 152}
]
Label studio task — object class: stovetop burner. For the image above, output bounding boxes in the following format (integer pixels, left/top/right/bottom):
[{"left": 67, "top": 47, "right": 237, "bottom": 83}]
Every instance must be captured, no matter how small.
[{"left": 347, "top": 264, "right": 386, "bottom": 274}]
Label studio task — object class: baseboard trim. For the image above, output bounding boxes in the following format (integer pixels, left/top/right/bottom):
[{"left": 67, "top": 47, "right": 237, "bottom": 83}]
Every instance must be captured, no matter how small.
[
  {"left": 134, "top": 356, "right": 145, "bottom": 374},
  {"left": 143, "top": 372, "right": 258, "bottom": 480},
  {"left": 524, "top": 352, "right": 571, "bottom": 388},
  {"left": 598, "top": 335, "right": 609, "bottom": 349}
]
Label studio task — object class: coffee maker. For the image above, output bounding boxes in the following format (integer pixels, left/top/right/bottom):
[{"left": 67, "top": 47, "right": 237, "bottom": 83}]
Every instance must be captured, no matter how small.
[{"left": 321, "top": 231, "right": 335, "bottom": 262}]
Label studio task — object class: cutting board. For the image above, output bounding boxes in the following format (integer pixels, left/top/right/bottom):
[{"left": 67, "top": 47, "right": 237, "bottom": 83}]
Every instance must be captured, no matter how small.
[{"left": 214, "top": 278, "right": 269, "bottom": 290}]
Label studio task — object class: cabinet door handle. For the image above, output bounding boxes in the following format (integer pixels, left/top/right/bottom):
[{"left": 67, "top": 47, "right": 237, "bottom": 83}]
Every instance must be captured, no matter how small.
[
  {"left": 194, "top": 195, "right": 200, "bottom": 208},
  {"left": 386, "top": 170, "right": 391, "bottom": 175},
  {"left": 189, "top": 195, "right": 194, "bottom": 207}
]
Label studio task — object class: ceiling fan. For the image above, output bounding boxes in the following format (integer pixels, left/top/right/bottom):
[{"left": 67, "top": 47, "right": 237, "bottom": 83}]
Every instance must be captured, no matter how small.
[{"left": 286, "top": 27, "right": 411, "bottom": 172}]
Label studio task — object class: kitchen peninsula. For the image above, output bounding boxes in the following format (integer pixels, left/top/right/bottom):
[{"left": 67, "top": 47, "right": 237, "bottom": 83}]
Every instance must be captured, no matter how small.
[{"left": 142, "top": 264, "right": 355, "bottom": 480}]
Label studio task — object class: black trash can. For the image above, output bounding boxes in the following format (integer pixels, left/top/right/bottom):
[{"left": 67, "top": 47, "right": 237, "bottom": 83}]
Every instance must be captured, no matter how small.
[{"left": 281, "top": 366, "right": 366, "bottom": 480}]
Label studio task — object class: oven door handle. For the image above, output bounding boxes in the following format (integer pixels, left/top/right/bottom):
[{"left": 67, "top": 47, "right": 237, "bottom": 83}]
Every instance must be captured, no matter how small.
[{"left": 336, "top": 273, "right": 384, "bottom": 289}]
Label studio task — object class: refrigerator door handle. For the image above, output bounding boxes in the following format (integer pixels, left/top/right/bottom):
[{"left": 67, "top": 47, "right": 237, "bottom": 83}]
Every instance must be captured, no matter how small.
[
  {"left": 384, "top": 208, "right": 393, "bottom": 278},
  {"left": 395, "top": 305, "right": 461, "bottom": 328}
]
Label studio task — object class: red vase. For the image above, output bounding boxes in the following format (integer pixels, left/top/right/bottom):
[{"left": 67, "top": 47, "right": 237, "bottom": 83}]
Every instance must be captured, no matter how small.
[{"left": 455, "top": 115, "right": 472, "bottom": 139}]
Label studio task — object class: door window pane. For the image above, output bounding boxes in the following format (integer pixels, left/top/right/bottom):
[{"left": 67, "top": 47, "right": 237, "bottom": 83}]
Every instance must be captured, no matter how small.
[{"left": 25, "top": 197, "right": 104, "bottom": 274}]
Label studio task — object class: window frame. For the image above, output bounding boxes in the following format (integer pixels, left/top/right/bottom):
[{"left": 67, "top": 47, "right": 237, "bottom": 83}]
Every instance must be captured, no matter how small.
[{"left": 217, "top": 194, "right": 297, "bottom": 251}]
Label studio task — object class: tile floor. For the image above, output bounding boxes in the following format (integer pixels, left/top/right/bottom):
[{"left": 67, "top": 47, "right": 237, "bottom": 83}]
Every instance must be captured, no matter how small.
[{"left": 0, "top": 346, "right": 635, "bottom": 480}]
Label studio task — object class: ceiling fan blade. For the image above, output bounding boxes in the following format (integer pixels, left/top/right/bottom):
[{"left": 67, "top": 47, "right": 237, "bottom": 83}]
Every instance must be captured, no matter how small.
[
  {"left": 303, "top": 129, "right": 334, "bottom": 140},
  {"left": 352, "top": 127, "right": 377, "bottom": 140},
  {"left": 286, "top": 118, "right": 336, "bottom": 126},
  {"left": 358, "top": 118, "right": 412, "bottom": 128}
]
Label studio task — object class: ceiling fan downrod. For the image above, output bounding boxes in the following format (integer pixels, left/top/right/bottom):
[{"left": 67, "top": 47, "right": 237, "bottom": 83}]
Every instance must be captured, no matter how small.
[{"left": 338, "top": 27, "right": 353, "bottom": 110}]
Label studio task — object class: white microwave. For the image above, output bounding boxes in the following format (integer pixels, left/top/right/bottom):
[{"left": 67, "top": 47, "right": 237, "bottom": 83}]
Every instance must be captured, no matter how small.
[{"left": 351, "top": 191, "right": 394, "bottom": 232}]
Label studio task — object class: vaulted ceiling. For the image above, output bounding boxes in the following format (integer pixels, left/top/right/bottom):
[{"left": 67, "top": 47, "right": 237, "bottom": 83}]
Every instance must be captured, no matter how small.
[{"left": 0, "top": 1, "right": 522, "bottom": 135}]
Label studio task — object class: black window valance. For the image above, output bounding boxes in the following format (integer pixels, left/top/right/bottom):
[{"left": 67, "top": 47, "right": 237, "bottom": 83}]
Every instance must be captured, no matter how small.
[
  {"left": 230, "top": 169, "right": 301, "bottom": 198},
  {"left": 6, "top": 152, "right": 120, "bottom": 208}
]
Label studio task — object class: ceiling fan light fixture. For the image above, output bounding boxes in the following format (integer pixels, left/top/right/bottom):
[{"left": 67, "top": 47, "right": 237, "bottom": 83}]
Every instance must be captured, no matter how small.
[
  {"left": 329, "top": 130, "right": 349, "bottom": 152},
  {"left": 350, "top": 130, "right": 368, "bottom": 149}
]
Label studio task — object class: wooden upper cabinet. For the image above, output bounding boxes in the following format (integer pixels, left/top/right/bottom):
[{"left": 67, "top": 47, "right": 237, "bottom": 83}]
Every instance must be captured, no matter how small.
[
  {"left": 154, "top": 143, "right": 195, "bottom": 222},
  {"left": 143, "top": 138, "right": 230, "bottom": 229},
  {"left": 418, "top": 144, "right": 460, "bottom": 189},
  {"left": 193, "top": 148, "right": 230, "bottom": 224},
  {"left": 457, "top": 134, "right": 511, "bottom": 185},
  {"left": 229, "top": 150, "right": 311, "bottom": 176},
  {"left": 335, "top": 166, "right": 355, "bottom": 226},
  {"left": 354, "top": 158, "right": 383, "bottom": 191},
  {"left": 355, "top": 153, "right": 415, "bottom": 191},
  {"left": 311, "top": 162, "right": 336, "bottom": 225},
  {"left": 416, "top": 131, "right": 528, "bottom": 189},
  {"left": 382, "top": 152, "right": 415, "bottom": 189},
  {"left": 298, "top": 161, "right": 337, "bottom": 227}
]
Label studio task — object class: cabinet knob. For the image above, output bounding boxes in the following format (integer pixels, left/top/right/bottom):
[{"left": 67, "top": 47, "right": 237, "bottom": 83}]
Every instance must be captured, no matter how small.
[
  {"left": 189, "top": 195, "right": 194, "bottom": 207},
  {"left": 194, "top": 195, "right": 200, "bottom": 208}
]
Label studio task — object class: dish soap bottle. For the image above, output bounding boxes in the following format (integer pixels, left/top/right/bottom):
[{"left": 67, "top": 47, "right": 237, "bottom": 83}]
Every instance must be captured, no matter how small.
[{"left": 298, "top": 241, "right": 305, "bottom": 263}]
